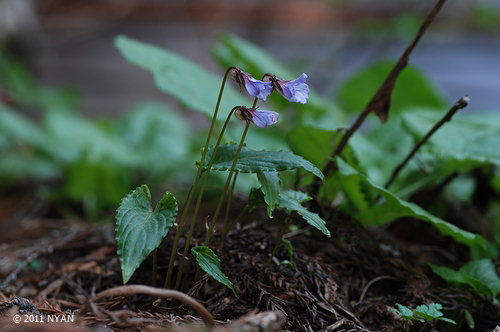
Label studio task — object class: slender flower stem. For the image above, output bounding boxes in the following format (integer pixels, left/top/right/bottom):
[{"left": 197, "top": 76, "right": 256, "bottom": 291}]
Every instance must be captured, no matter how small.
[
  {"left": 216, "top": 204, "right": 249, "bottom": 251},
  {"left": 174, "top": 107, "right": 238, "bottom": 290},
  {"left": 265, "top": 215, "right": 291, "bottom": 266},
  {"left": 164, "top": 67, "right": 234, "bottom": 289},
  {"left": 216, "top": 171, "right": 239, "bottom": 253},
  {"left": 205, "top": 121, "right": 251, "bottom": 245},
  {"left": 384, "top": 95, "right": 469, "bottom": 188},
  {"left": 194, "top": 121, "right": 251, "bottom": 283}
]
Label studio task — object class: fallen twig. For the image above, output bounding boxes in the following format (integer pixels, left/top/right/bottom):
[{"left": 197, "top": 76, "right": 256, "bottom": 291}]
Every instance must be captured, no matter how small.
[{"left": 82, "top": 285, "right": 216, "bottom": 327}]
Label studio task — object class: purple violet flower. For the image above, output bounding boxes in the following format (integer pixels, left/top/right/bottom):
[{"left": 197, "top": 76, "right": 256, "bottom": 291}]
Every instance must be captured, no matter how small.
[
  {"left": 230, "top": 68, "right": 273, "bottom": 101},
  {"left": 234, "top": 106, "right": 279, "bottom": 128},
  {"left": 264, "top": 73, "right": 310, "bottom": 104}
]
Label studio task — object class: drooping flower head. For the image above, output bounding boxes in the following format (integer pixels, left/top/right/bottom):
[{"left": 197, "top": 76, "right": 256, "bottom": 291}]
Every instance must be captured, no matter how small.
[
  {"left": 229, "top": 67, "right": 273, "bottom": 101},
  {"left": 234, "top": 106, "right": 279, "bottom": 128},
  {"left": 263, "top": 73, "right": 310, "bottom": 104}
]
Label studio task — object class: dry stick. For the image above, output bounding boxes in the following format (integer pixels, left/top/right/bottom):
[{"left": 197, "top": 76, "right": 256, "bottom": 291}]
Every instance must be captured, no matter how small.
[
  {"left": 83, "top": 285, "right": 216, "bottom": 327},
  {"left": 384, "top": 95, "right": 470, "bottom": 189},
  {"left": 320, "top": 0, "right": 447, "bottom": 180}
]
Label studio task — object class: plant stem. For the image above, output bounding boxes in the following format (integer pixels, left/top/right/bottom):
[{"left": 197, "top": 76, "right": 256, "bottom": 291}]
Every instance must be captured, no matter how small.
[
  {"left": 217, "top": 171, "right": 239, "bottom": 252},
  {"left": 320, "top": 0, "right": 447, "bottom": 179},
  {"left": 418, "top": 322, "right": 429, "bottom": 332},
  {"left": 194, "top": 121, "right": 251, "bottom": 283},
  {"left": 205, "top": 121, "right": 251, "bottom": 245},
  {"left": 384, "top": 95, "right": 469, "bottom": 188},
  {"left": 216, "top": 204, "right": 249, "bottom": 251},
  {"left": 152, "top": 248, "right": 157, "bottom": 287},
  {"left": 164, "top": 66, "right": 233, "bottom": 289},
  {"left": 265, "top": 215, "right": 292, "bottom": 266},
  {"left": 174, "top": 107, "right": 238, "bottom": 290}
]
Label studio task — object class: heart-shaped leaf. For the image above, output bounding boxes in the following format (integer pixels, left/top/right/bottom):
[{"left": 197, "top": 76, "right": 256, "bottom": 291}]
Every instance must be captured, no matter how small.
[
  {"left": 116, "top": 185, "right": 178, "bottom": 283},
  {"left": 204, "top": 144, "right": 324, "bottom": 180},
  {"left": 192, "top": 246, "right": 236, "bottom": 296}
]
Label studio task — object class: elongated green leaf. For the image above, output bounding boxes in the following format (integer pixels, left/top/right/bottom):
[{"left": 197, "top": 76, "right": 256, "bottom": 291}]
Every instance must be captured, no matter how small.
[
  {"left": 0, "top": 103, "right": 50, "bottom": 148},
  {"left": 402, "top": 110, "right": 500, "bottom": 166},
  {"left": 44, "top": 109, "right": 136, "bottom": 165},
  {"left": 430, "top": 259, "right": 500, "bottom": 298},
  {"left": 257, "top": 171, "right": 280, "bottom": 218},
  {"left": 191, "top": 246, "right": 236, "bottom": 296},
  {"left": 415, "top": 303, "right": 456, "bottom": 324},
  {"left": 116, "top": 185, "right": 178, "bottom": 283},
  {"left": 115, "top": 102, "right": 191, "bottom": 175},
  {"left": 115, "top": 35, "right": 247, "bottom": 119},
  {"left": 281, "top": 238, "right": 293, "bottom": 261},
  {"left": 337, "top": 61, "right": 445, "bottom": 114},
  {"left": 279, "top": 190, "right": 330, "bottom": 237},
  {"left": 204, "top": 144, "right": 324, "bottom": 180},
  {"left": 336, "top": 158, "right": 487, "bottom": 249}
]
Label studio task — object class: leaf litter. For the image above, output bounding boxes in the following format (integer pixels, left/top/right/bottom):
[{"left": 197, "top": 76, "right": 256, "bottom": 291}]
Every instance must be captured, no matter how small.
[{"left": 0, "top": 199, "right": 499, "bottom": 331}]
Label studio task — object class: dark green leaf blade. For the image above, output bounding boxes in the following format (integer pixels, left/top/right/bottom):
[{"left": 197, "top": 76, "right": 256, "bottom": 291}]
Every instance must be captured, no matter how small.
[
  {"left": 257, "top": 171, "right": 281, "bottom": 218},
  {"left": 191, "top": 246, "right": 236, "bottom": 296},
  {"left": 430, "top": 259, "right": 500, "bottom": 298},
  {"left": 116, "top": 185, "right": 178, "bottom": 284},
  {"left": 204, "top": 144, "right": 324, "bottom": 180},
  {"left": 336, "top": 158, "right": 487, "bottom": 250},
  {"left": 279, "top": 190, "right": 330, "bottom": 237},
  {"left": 115, "top": 35, "right": 246, "bottom": 119}
]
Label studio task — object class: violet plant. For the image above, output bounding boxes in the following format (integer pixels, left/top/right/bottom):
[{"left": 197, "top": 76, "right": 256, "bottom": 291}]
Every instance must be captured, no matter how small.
[{"left": 115, "top": 55, "right": 329, "bottom": 294}]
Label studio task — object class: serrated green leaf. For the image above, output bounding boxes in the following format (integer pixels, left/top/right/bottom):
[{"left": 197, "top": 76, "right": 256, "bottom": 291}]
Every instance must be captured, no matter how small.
[
  {"left": 191, "top": 246, "right": 236, "bottom": 296},
  {"left": 116, "top": 185, "right": 178, "bottom": 283},
  {"left": 415, "top": 303, "right": 444, "bottom": 321},
  {"left": 393, "top": 303, "right": 418, "bottom": 320},
  {"left": 204, "top": 144, "right": 324, "bottom": 180},
  {"left": 257, "top": 171, "right": 280, "bottom": 218},
  {"left": 115, "top": 35, "right": 247, "bottom": 120},
  {"left": 337, "top": 61, "right": 445, "bottom": 114},
  {"left": 279, "top": 190, "right": 330, "bottom": 237},
  {"left": 336, "top": 158, "right": 487, "bottom": 250},
  {"left": 430, "top": 259, "right": 500, "bottom": 298}
]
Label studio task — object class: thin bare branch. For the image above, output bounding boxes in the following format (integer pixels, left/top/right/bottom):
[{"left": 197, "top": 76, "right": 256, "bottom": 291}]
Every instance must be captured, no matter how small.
[
  {"left": 384, "top": 95, "right": 470, "bottom": 189},
  {"left": 320, "top": 0, "right": 448, "bottom": 180}
]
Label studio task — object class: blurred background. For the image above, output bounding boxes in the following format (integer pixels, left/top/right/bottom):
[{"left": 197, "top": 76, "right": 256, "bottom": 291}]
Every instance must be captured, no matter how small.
[
  {"left": 1, "top": 0, "right": 499, "bottom": 117},
  {"left": 1, "top": 0, "right": 499, "bottom": 222}
]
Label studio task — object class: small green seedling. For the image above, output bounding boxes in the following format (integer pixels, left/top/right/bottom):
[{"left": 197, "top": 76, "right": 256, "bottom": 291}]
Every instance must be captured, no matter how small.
[{"left": 393, "top": 303, "right": 456, "bottom": 332}]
